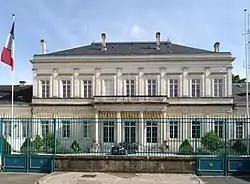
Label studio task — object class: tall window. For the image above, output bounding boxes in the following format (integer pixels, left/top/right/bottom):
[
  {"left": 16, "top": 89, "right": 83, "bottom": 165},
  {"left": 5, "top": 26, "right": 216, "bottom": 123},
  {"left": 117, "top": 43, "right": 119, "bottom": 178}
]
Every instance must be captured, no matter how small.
[
  {"left": 104, "top": 79, "right": 114, "bottom": 96},
  {"left": 41, "top": 80, "right": 50, "bottom": 98},
  {"left": 236, "top": 121, "right": 243, "bottom": 139},
  {"left": 126, "top": 79, "right": 135, "bottom": 96},
  {"left": 62, "top": 80, "right": 71, "bottom": 98},
  {"left": 83, "top": 80, "right": 92, "bottom": 98},
  {"left": 148, "top": 79, "right": 156, "bottom": 96},
  {"left": 62, "top": 121, "right": 70, "bottom": 138},
  {"left": 192, "top": 121, "right": 201, "bottom": 138},
  {"left": 103, "top": 121, "right": 114, "bottom": 143},
  {"left": 170, "top": 121, "right": 178, "bottom": 138},
  {"left": 3, "top": 121, "right": 11, "bottom": 137},
  {"left": 41, "top": 121, "right": 49, "bottom": 137},
  {"left": 22, "top": 121, "right": 28, "bottom": 138},
  {"left": 191, "top": 79, "right": 201, "bottom": 97},
  {"left": 214, "top": 79, "right": 223, "bottom": 97},
  {"left": 83, "top": 121, "right": 88, "bottom": 138},
  {"left": 146, "top": 121, "right": 158, "bottom": 143},
  {"left": 214, "top": 121, "right": 223, "bottom": 138},
  {"left": 124, "top": 120, "right": 136, "bottom": 143},
  {"left": 169, "top": 79, "right": 179, "bottom": 97}
]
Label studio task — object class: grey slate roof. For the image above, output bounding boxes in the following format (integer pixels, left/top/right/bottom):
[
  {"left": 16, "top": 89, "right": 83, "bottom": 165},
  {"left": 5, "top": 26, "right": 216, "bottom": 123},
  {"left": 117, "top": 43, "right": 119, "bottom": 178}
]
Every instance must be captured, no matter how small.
[
  {"left": 0, "top": 85, "right": 32, "bottom": 104},
  {"left": 34, "top": 41, "right": 231, "bottom": 56}
]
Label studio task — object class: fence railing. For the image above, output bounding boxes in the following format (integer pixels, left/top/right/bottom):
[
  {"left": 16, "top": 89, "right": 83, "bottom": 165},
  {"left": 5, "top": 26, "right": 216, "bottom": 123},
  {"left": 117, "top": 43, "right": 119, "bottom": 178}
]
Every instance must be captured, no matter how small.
[{"left": 0, "top": 116, "right": 249, "bottom": 157}]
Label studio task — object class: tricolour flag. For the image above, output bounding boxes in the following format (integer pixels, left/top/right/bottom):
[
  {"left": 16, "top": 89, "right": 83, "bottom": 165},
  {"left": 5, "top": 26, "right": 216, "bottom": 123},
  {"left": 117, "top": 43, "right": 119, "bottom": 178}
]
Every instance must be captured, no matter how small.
[{"left": 1, "top": 20, "right": 15, "bottom": 71}]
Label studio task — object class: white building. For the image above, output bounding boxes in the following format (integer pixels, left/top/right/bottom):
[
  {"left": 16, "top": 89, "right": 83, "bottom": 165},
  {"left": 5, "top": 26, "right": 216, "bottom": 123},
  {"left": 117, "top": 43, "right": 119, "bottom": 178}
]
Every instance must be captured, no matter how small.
[{"left": 27, "top": 32, "right": 238, "bottom": 153}]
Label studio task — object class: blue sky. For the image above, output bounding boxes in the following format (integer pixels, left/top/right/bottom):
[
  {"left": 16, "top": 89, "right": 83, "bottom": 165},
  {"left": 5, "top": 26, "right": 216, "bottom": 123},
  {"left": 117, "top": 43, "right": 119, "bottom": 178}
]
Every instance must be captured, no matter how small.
[{"left": 0, "top": 0, "right": 249, "bottom": 84}]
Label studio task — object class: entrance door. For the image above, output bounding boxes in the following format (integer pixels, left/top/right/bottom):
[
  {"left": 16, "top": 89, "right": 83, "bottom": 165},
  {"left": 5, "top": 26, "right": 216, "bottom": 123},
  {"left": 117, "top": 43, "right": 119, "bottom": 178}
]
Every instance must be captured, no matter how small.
[{"left": 124, "top": 120, "right": 136, "bottom": 143}]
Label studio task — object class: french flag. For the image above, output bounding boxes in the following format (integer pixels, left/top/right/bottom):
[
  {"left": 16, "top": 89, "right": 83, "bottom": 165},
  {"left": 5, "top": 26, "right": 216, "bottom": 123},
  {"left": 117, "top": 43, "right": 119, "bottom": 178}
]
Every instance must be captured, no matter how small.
[{"left": 1, "top": 17, "right": 15, "bottom": 71}]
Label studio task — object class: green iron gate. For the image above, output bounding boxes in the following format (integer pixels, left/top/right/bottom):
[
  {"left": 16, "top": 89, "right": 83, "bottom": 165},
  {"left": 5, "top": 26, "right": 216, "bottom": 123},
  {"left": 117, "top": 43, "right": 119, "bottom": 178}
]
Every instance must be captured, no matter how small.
[{"left": 0, "top": 118, "right": 55, "bottom": 173}]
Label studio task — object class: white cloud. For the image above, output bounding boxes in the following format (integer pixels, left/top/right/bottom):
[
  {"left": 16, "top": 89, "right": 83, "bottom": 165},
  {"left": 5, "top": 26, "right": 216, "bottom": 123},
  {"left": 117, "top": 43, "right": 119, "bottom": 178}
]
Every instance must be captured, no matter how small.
[{"left": 129, "top": 24, "right": 147, "bottom": 40}]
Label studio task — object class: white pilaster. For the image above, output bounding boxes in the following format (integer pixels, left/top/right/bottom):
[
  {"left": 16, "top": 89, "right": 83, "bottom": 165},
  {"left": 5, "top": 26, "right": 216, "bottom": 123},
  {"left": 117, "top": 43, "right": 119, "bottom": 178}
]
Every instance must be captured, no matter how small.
[
  {"left": 116, "top": 68, "right": 122, "bottom": 95},
  {"left": 138, "top": 68, "right": 144, "bottom": 95},
  {"left": 95, "top": 68, "right": 101, "bottom": 96},
  {"left": 162, "top": 111, "right": 167, "bottom": 141},
  {"left": 182, "top": 67, "right": 188, "bottom": 97},
  {"left": 32, "top": 68, "right": 38, "bottom": 97},
  {"left": 74, "top": 68, "right": 79, "bottom": 97},
  {"left": 160, "top": 68, "right": 166, "bottom": 95},
  {"left": 117, "top": 112, "right": 122, "bottom": 142},
  {"left": 52, "top": 68, "right": 58, "bottom": 97},
  {"left": 227, "top": 66, "right": 233, "bottom": 97},
  {"left": 139, "top": 112, "right": 145, "bottom": 151},
  {"left": 70, "top": 76, "right": 74, "bottom": 98},
  {"left": 204, "top": 67, "right": 211, "bottom": 97},
  {"left": 95, "top": 112, "right": 99, "bottom": 143},
  {"left": 49, "top": 76, "right": 52, "bottom": 97}
]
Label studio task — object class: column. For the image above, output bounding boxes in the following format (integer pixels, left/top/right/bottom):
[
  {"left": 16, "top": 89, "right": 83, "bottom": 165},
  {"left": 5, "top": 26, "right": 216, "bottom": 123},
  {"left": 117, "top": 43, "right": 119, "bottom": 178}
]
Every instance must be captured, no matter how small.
[
  {"left": 204, "top": 67, "right": 211, "bottom": 97},
  {"left": 138, "top": 68, "right": 144, "bottom": 95},
  {"left": 139, "top": 112, "right": 145, "bottom": 151},
  {"left": 227, "top": 66, "right": 233, "bottom": 97},
  {"left": 32, "top": 68, "right": 38, "bottom": 97},
  {"left": 117, "top": 112, "right": 122, "bottom": 142},
  {"left": 116, "top": 68, "right": 122, "bottom": 95},
  {"left": 95, "top": 68, "right": 101, "bottom": 96},
  {"left": 74, "top": 68, "right": 79, "bottom": 97},
  {"left": 95, "top": 112, "right": 99, "bottom": 143},
  {"left": 70, "top": 76, "right": 74, "bottom": 98},
  {"left": 182, "top": 67, "right": 188, "bottom": 97},
  {"left": 162, "top": 111, "right": 167, "bottom": 141},
  {"left": 49, "top": 76, "right": 53, "bottom": 97},
  {"left": 52, "top": 68, "right": 58, "bottom": 97},
  {"left": 160, "top": 68, "right": 166, "bottom": 95}
]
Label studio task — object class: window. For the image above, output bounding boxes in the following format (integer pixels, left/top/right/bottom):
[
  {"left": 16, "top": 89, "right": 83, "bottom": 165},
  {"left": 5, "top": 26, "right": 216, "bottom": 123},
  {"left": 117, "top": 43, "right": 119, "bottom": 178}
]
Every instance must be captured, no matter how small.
[
  {"left": 148, "top": 79, "right": 157, "bottom": 96},
  {"left": 62, "top": 80, "right": 71, "bottom": 98},
  {"left": 62, "top": 121, "right": 70, "bottom": 138},
  {"left": 146, "top": 121, "right": 158, "bottom": 143},
  {"left": 170, "top": 121, "right": 178, "bottom": 138},
  {"left": 104, "top": 79, "right": 114, "bottom": 96},
  {"left": 22, "top": 121, "right": 28, "bottom": 138},
  {"left": 236, "top": 121, "right": 243, "bottom": 139},
  {"left": 83, "top": 121, "right": 88, "bottom": 138},
  {"left": 192, "top": 121, "right": 201, "bottom": 138},
  {"left": 83, "top": 80, "right": 92, "bottom": 98},
  {"left": 191, "top": 79, "right": 201, "bottom": 97},
  {"left": 169, "top": 79, "right": 179, "bottom": 97},
  {"left": 214, "top": 121, "right": 223, "bottom": 138},
  {"left": 124, "top": 120, "right": 136, "bottom": 143},
  {"left": 214, "top": 79, "right": 223, "bottom": 97},
  {"left": 3, "top": 121, "right": 11, "bottom": 137},
  {"left": 41, "top": 121, "right": 49, "bottom": 137},
  {"left": 126, "top": 79, "right": 135, "bottom": 96},
  {"left": 41, "top": 80, "right": 50, "bottom": 98},
  {"left": 103, "top": 121, "right": 114, "bottom": 143}
]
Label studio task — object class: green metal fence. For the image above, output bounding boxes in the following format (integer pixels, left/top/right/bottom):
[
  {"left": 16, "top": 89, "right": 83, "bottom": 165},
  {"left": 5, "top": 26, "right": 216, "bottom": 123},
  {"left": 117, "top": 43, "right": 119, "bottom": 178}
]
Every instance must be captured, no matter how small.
[{"left": 0, "top": 116, "right": 249, "bottom": 157}]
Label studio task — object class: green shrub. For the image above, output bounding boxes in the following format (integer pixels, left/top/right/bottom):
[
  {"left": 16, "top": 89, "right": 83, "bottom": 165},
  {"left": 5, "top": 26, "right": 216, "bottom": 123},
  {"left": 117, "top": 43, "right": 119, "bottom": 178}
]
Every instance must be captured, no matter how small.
[
  {"left": 2, "top": 137, "right": 11, "bottom": 154},
  {"left": 179, "top": 139, "right": 194, "bottom": 155},
  {"left": 231, "top": 139, "right": 247, "bottom": 155},
  {"left": 20, "top": 138, "right": 36, "bottom": 153},
  {"left": 201, "top": 130, "right": 223, "bottom": 152},
  {"left": 70, "top": 140, "right": 81, "bottom": 153},
  {"left": 196, "top": 147, "right": 212, "bottom": 155},
  {"left": 213, "top": 148, "right": 238, "bottom": 156}
]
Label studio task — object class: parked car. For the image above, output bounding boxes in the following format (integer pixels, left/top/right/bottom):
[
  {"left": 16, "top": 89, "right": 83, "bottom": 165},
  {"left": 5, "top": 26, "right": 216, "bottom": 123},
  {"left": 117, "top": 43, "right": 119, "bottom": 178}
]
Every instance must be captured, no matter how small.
[{"left": 111, "top": 142, "right": 138, "bottom": 155}]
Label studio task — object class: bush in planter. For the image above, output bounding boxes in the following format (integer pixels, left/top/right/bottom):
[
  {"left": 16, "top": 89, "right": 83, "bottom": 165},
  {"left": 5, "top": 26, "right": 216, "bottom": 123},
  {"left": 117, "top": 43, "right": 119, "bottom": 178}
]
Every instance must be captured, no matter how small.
[
  {"left": 20, "top": 138, "right": 36, "bottom": 153},
  {"left": 179, "top": 139, "right": 194, "bottom": 155},
  {"left": 70, "top": 140, "right": 81, "bottom": 153},
  {"left": 201, "top": 130, "right": 223, "bottom": 152},
  {"left": 32, "top": 134, "right": 43, "bottom": 152},
  {"left": 231, "top": 139, "right": 247, "bottom": 155},
  {"left": 2, "top": 137, "right": 11, "bottom": 154}
]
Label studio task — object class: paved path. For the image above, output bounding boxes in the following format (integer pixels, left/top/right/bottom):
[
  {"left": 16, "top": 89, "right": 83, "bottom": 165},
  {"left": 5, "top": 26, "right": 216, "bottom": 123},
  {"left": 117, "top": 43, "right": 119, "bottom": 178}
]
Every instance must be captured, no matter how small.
[
  {"left": 0, "top": 173, "right": 46, "bottom": 184},
  {"left": 200, "top": 177, "right": 250, "bottom": 184},
  {"left": 40, "top": 172, "right": 203, "bottom": 184}
]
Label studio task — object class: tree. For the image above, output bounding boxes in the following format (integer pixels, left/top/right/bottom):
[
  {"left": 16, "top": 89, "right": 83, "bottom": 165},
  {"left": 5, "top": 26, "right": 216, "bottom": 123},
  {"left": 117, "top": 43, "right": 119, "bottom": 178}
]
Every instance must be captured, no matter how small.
[
  {"left": 201, "top": 130, "right": 224, "bottom": 151},
  {"left": 33, "top": 134, "right": 43, "bottom": 152},
  {"left": 232, "top": 74, "right": 246, "bottom": 83},
  {"left": 32, "top": 133, "right": 60, "bottom": 153}
]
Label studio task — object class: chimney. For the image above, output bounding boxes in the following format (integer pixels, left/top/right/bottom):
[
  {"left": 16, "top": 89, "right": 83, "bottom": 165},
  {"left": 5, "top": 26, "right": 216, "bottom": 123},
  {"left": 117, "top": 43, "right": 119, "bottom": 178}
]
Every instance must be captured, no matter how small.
[
  {"left": 19, "top": 81, "right": 26, "bottom": 87},
  {"left": 156, "top": 32, "right": 161, "bottom": 50},
  {"left": 101, "top": 33, "right": 107, "bottom": 51},
  {"left": 40, "top": 39, "right": 46, "bottom": 54},
  {"left": 214, "top": 42, "right": 220, "bottom": 52}
]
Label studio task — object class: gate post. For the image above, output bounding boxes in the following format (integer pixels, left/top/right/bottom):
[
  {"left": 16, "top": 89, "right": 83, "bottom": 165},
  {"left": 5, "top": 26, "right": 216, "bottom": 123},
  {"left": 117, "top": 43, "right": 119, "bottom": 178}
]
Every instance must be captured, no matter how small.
[
  {"left": 0, "top": 118, "right": 2, "bottom": 169},
  {"left": 51, "top": 118, "right": 57, "bottom": 173}
]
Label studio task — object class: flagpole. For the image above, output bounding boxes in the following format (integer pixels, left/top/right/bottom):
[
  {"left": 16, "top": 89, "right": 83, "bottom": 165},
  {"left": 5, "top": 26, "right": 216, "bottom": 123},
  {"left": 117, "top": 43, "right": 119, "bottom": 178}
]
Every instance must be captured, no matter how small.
[
  {"left": 244, "top": 9, "right": 249, "bottom": 116},
  {"left": 11, "top": 14, "right": 15, "bottom": 119}
]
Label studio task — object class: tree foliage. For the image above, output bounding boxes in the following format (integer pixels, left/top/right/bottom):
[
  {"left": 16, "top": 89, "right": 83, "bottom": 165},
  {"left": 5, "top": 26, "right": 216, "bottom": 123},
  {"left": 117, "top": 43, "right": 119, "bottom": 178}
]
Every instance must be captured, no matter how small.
[
  {"left": 232, "top": 74, "right": 246, "bottom": 83},
  {"left": 201, "top": 130, "right": 223, "bottom": 151}
]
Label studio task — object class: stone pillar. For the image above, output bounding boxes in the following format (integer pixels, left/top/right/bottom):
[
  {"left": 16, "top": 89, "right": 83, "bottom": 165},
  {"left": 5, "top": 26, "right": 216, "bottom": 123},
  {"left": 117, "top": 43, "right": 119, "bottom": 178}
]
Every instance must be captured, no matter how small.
[
  {"left": 95, "top": 112, "right": 99, "bottom": 143},
  {"left": 138, "top": 68, "right": 144, "bottom": 95},
  {"left": 52, "top": 68, "right": 58, "bottom": 97},
  {"left": 227, "top": 66, "right": 233, "bottom": 97},
  {"left": 74, "top": 68, "right": 79, "bottom": 97},
  {"left": 162, "top": 111, "right": 167, "bottom": 141},
  {"left": 204, "top": 67, "right": 211, "bottom": 97},
  {"left": 32, "top": 68, "right": 38, "bottom": 97},
  {"left": 139, "top": 111, "right": 145, "bottom": 151},
  {"left": 95, "top": 68, "right": 101, "bottom": 96},
  {"left": 182, "top": 67, "right": 188, "bottom": 97},
  {"left": 117, "top": 112, "right": 122, "bottom": 142},
  {"left": 116, "top": 68, "right": 122, "bottom": 95},
  {"left": 160, "top": 68, "right": 166, "bottom": 95}
]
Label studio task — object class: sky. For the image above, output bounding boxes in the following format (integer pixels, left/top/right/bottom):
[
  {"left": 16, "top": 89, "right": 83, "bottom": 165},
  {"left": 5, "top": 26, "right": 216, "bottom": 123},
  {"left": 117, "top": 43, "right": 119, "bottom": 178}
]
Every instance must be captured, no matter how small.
[{"left": 0, "top": 0, "right": 249, "bottom": 85}]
